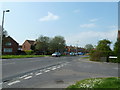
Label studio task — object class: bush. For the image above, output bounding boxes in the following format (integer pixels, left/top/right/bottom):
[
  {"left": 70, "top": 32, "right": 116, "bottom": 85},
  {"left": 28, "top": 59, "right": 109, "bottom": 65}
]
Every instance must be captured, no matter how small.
[
  {"left": 90, "top": 50, "right": 111, "bottom": 62},
  {"left": 24, "top": 50, "right": 34, "bottom": 55}
]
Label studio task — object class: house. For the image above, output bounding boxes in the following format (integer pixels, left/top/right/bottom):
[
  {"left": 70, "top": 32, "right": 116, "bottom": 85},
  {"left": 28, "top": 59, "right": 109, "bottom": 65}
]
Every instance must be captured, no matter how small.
[
  {"left": 22, "top": 40, "right": 35, "bottom": 51},
  {"left": 65, "top": 45, "right": 86, "bottom": 53},
  {"left": 2, "top": 36, "right": 19, "bottom": 55}
]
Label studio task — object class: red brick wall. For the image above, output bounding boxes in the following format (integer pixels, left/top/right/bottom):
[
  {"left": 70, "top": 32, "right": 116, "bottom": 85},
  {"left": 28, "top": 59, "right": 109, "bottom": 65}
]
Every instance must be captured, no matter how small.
[
  {"left": 22, "top": 40, "right": 31, "bottom": 51},
  {"left": 2, "top": 37, "right": 18, "bottom": 55}
]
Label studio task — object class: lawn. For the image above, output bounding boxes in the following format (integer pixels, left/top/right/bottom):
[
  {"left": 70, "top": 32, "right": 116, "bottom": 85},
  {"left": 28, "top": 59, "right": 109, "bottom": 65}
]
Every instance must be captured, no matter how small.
[
  {"left": 67, "top": 77, "right": 120, "bottom": 88},
  {"left": 1, "top": 55, "right": 51, "bottom": 59}
]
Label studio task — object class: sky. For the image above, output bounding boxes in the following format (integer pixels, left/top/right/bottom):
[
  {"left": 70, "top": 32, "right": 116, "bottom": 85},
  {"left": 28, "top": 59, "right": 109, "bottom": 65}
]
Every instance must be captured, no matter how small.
[{"left": 0, "top": 2, "right": 118, "bottom": 49}]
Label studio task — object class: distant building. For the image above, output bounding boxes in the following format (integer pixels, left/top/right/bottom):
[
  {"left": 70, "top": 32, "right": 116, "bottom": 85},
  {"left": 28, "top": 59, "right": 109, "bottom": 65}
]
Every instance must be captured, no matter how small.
[
  {"left": 22, "top": 40, "right": 35, "bottom": 51},
  {"left": 65, "top": 45, "right": 86, "bottom": 53},
  {"left": 2, "top": 36, "right": 19, "bottom": 55},
  {"left": 18, "top": 45, "right": 22, "bottom": 51}
]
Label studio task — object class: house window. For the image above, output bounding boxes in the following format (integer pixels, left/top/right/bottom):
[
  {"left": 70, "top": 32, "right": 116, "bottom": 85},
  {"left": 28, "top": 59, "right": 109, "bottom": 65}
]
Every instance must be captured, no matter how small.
[
  {"left": 4, "top": 48, "right": 12, "bottom": 52},
  {"left": 5, "top": 42, "right": 12, "bottom": 46}
]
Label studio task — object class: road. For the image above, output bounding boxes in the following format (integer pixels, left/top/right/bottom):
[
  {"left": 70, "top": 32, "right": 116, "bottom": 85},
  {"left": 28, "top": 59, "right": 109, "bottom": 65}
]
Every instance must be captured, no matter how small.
[{"left": 2, "top": 56, "right": 118, "bottom": 88}]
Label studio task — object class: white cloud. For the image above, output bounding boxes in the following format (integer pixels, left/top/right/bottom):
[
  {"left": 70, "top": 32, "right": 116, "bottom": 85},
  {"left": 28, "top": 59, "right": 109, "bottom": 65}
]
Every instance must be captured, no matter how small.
[
  {"left": 90, "top": 18, "right": 99, "bottom": 22},
  {"left": 39, "top": 12, "right": 59, "bottom": 22},
  {"left": 65, "top": 30, "right": 117, "bottom": 48},
  {"left": 73, "top": 9, "right": 80, "bottom": 13},
  {"left": 80, "top": 23, "right": 96, "bottom": 28}
]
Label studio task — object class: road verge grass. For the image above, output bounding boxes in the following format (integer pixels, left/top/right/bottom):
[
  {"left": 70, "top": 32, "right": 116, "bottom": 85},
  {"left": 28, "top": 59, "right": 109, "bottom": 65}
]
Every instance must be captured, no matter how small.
[
  {"left": 1, "top": 55, "right": 51, "bottom": 59},
  {"left": 67, "top": 77, "right": 120, "bottom": 88}
]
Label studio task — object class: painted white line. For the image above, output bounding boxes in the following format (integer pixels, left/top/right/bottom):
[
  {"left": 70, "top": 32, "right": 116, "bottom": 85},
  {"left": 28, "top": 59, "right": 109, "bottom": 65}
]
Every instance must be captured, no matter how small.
[
  {"left": 3, "top": 62, "right": 15, "bottom": 65},
  {"left": 8, "top": 80, "right": 20, "bottom": 86},
  {"left": 24, "top": 76, "right": 32, "bottom": 80},
  {"left": 44, "top": 70, "right": 50, "bottom": 72},
  {"left": 56, "top": 66, "right": 61, "bottom": 68},
  {"left": 19, "top": 75, "right": 28, "bottom": 79},
  {"left": 51, "top": 68, "right": 57, "bottom": 70},
  {"left": 47, "top": 67, "right": 52, "bottom": 69},
  {"left": 0, "top": 82, "right": 3, "bottom": 85},
  {"left": 35, "top": 72, "right": 42, "bottom": 76}
]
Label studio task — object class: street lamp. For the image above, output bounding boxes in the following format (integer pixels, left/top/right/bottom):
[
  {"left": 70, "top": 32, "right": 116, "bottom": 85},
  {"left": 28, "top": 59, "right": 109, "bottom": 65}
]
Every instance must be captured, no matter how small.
[
  {"left": 0, "top": 10, "right": 10, "bottom": 56},
  {"left": 2, "top": 10, "right": 10, "bottom": 32},
  {"left": 76, "top": 40, "right": 79, "bottom": 53}
]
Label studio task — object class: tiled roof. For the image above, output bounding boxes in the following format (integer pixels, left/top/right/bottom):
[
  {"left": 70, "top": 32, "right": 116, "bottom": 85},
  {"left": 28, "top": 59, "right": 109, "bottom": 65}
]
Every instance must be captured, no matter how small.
[{"left": 26, "top": 40, "right": 35, "bottom": 45}]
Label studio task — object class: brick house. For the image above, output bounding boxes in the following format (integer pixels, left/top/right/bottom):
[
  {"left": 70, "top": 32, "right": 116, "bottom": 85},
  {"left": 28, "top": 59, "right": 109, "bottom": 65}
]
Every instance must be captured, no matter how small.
[
  {"left": 2, "top": 36, "right": 19, "bottom": 55},
  {"left": 22, "top": 40, "right": 35, "bottom": 51},
  {"left": 65, "top": 45, "right": 86, "bottom": 53}
]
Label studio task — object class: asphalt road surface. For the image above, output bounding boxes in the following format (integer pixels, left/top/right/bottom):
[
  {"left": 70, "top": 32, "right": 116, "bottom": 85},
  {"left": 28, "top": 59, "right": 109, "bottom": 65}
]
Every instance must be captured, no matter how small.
[{"left": 2, "top": 56, "right": 118, "bottom": 88}]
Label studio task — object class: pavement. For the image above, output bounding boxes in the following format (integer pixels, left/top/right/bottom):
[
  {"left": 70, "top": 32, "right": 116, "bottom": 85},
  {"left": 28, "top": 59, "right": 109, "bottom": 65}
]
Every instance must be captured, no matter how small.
[{"left": 2, "top": 56, "right": 118, "bottom": 88}]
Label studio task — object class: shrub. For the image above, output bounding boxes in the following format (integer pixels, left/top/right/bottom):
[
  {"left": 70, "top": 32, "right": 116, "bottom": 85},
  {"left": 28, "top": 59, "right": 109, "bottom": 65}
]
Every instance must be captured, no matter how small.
[
  {"left": 24, "top": 50, "right": 34, "bottom": 55},
  {"left": 90, "top": 50, "right": 112, "bottom": 62}
]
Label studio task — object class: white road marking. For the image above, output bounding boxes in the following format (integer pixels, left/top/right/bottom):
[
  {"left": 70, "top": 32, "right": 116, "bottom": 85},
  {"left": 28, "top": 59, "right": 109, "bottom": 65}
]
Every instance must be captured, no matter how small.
[
  {"left": 8, "top": 80, "right": 20, "bottom": 86},
  {"left": 19, "top": 75, "right": 28, "bottom": 79},
  {"left": 51, "top": 68, "right": 57, "bottom": 70},
  {"left": 35, "top": 72, "right": 42, "bottom": 76},
  {"left": 56, "top": 66, "right": 61, "bottom": 68},
  {"left": 24, "top": 76, "right": 32, "bottom": 80},
  {"left": 3, "top": 62, "right": 15, "bottom": 65},
  {"left": 47, "top": 67, "right": 52, "bottom": 69},
  {"left": 44, "top": 70, "right": 50, "bottom": 72},
  {"left": 0, "top": 82, "right": 2, "bottom": 85}
]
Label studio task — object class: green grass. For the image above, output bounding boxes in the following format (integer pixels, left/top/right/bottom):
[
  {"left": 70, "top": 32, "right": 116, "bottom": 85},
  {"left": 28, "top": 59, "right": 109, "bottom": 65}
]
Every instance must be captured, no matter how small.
[
  {"left": 81, "top": 57, "right": 89, "bottom": 59},
  {"left": 67, "top": 77, "right": 120, "bottom": 88},
  {"left": 1, "top": 55, "right": 51, "bottom": 59}
]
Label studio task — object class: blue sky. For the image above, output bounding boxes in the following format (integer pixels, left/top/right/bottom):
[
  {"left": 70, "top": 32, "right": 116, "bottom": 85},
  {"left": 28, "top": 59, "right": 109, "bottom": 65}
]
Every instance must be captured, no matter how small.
[{"left": 0, "top": 2, "right": 118, "bottom": 48}]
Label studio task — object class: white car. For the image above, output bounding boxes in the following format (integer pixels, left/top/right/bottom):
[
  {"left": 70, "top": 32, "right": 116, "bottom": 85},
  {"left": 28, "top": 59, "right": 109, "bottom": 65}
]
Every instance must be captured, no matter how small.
[{"left": 52, "top": 52, "right": 61, "bottom": 57}]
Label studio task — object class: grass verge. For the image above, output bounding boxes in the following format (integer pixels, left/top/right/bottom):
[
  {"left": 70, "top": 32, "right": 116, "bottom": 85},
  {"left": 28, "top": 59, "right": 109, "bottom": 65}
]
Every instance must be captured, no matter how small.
[
  {"left": 67, "top": 77, "right": 120, "bottom": 88},
  {"left": 1, "top": 55, "right": 51, "bottom": 59}
]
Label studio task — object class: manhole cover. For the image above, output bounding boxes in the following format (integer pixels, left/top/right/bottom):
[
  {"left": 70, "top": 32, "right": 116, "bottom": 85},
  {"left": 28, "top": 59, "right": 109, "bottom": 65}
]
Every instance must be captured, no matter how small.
[{"left": 55, "top": 80, "right": 64, "bottom": 84}]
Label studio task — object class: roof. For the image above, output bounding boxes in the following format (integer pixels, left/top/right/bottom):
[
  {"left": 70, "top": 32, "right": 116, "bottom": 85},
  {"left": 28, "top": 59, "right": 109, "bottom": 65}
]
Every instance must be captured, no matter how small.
[
  {"left": 26, "top": 40, "right": 35, "bottom": 45},
  {"left": 3, "top": 36, "right": 19, "bottom": 45}
]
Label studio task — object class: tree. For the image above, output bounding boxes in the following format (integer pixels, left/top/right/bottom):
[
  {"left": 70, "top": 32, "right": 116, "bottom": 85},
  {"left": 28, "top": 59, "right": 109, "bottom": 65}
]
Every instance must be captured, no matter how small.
[
  {"left": 96, "top": 39, "right": 112, "bottom": 51},
  {"left": 85, "top": 44, "right": 94, "bottom": 52},
  {"left": 35, "top": 35, "right": 50, "bottom": 55},
  {"left": 0, "top": 25, "right": 8, "bottom": 39},
  {"left": 49, "top": 36, "right": 66, "bottom": 53},
  {"left": 114, "top": 38, "right": 120, "bottom": 61},
  {"left": 90, "top": 39, "right": 112, "bottom": 62}
]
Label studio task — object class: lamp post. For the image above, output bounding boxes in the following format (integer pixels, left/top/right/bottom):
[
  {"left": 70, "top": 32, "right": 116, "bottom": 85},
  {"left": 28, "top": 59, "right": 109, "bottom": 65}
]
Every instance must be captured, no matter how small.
[
  {"left": 76, "top": 40, "right": 79, "bottom": 53},
  {"left": 0, "top": 10, "right": 10, "bottom": 56}
]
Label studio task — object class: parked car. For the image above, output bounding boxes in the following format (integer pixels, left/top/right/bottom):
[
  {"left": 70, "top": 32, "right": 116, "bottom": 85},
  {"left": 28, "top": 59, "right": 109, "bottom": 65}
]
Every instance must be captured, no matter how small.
[
  {"left": 78, "top": 52, "right": 84, "bottom": 55},
  {"left": 52, "top": 52, "right": 61, "bottom": 57},
  {"left": 70, "top": 52, "right": 76, "bottom": 56}
]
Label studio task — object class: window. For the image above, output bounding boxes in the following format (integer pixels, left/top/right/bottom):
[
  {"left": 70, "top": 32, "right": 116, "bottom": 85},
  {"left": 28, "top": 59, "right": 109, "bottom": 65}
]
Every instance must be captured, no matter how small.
[
  {"left": 4, "top": 48, "right": 12, "bottom": 52},
  {"left": 5, "top": 42, "right": 12, "bottom": 46}
]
